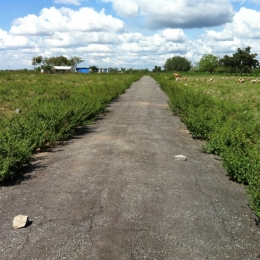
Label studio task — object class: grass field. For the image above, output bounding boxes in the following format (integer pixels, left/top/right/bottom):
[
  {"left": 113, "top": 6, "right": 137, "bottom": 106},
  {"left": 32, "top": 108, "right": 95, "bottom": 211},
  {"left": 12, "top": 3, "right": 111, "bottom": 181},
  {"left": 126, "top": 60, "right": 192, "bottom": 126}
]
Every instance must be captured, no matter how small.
[
  {"left": 0, "top": 71, "right": 143, "bottom": 183},
  {"left": 1, "top": 70, "right": 260, "bottom": 218},
  {"left": 152, "top": 72, "right": 260, "bottom": 218},
  {"left": 172, "top": 74, "right": 260, "bottom": 119}
]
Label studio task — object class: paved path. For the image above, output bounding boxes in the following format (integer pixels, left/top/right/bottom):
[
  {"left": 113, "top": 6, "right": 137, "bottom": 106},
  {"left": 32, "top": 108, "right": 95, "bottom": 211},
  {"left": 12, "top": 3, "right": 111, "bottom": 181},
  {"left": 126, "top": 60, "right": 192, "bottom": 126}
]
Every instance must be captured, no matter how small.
[{"left": 1, "top": 76, "right": 259, "bottom": 259}]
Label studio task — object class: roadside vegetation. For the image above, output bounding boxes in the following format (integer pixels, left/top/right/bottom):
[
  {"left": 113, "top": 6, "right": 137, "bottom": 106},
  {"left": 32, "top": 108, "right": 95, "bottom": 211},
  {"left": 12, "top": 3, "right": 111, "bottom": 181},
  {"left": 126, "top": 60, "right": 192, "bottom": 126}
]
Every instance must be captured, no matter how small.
[
  {"left": 0, "top": 71, "right": 142, "bottom": 183},
  {"left": 152, "top": 72, "right": 260, "bottom": 217}
]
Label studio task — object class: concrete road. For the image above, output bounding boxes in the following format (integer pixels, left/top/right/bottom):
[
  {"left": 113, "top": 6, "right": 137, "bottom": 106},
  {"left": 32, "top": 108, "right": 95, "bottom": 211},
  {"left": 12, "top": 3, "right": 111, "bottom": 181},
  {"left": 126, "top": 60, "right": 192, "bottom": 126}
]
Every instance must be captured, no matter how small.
[{"left": 0, "top": 76, "right": 259, "bottom": 260}]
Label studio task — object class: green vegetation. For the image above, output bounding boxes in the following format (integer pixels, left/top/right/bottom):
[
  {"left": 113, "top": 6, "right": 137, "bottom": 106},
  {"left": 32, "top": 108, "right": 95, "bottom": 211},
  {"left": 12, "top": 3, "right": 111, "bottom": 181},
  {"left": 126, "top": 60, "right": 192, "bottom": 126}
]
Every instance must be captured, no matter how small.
[
  {"left": 32, "top": 55, "right": 84, "bottom": 72},
  {"left": 154, "top": 46, "right": 259, "bottom": 75},
  {"left": 219, "top": 47, "right": 259, "bottom": 75},
  {"left": 197, "top": 54, "right": 219, "bottom": 74},
  {"left": 0, "top": 71, "right": 142, "bottom": 183},
  {"left": 163, "top": 56, "right": 191, "bottom": 72},
  {"left": 151, "top": 73, "right": 260, "bottom": 217},
  {"left": 152, "top": 66, "right": 162, "bottom": 73}
]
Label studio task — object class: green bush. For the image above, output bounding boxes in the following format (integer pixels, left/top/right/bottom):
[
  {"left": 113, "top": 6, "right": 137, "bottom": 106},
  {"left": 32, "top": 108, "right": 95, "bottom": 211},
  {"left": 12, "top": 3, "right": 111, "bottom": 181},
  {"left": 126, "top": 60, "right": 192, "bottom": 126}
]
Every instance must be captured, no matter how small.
[
  {"left": 0, "top": 72, "right": 142, "bottom": 183},
  {"left": 152, "top": 73, "right": 260, "bottom": 218}
]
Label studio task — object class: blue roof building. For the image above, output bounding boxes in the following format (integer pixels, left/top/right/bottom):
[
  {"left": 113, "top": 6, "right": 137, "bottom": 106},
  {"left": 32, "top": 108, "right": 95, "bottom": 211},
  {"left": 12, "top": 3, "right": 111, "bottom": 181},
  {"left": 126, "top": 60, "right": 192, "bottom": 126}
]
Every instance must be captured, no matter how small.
[{"left": 76, "top": 67, "right": 91, "bottom": 73}]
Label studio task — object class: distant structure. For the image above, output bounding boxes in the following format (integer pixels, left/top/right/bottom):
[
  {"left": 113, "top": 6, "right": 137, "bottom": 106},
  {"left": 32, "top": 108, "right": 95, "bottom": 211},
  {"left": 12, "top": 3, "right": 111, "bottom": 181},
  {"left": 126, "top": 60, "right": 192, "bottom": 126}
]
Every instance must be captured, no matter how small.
[
  {"left": 53, "top": 66, "right": 72, "bottom": 73},
  {"left": 76, "top": 67, "right": 91, "bottom": 74},
  {"left": 76, "top": 67, "right": 109, "bottom": 74},
  {"left": 98, "top": 68, "right": 109, "bottom": 73}
]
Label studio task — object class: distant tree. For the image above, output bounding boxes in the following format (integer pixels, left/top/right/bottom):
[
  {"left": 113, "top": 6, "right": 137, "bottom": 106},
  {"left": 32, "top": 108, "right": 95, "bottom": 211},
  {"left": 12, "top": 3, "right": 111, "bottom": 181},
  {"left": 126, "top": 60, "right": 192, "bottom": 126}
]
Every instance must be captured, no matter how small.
[
  {"left": 32, "top": 56, "right": 43, "bottom": 66},
  {"left": 232, "top": 47, "right": 259, "bottom": 75},
  {"left": 108, "top": 67, "right": 119, "bottom": 73},
  {"left": 89, "top": 65, "right": 98, "bottom": 72},
  {"left": 191, "top": 63, "right": 199, "bottom": 72},
  {"left": 68, "top": 56, "right": 84, "bottom": 68},
  {"left": 198, "top": 54, "right": 219, "bottom": 73},
  {"left": 163, "top": 56, "right": 191, "bottom": 72},
  {"left": 152, "top": 65, "right": 162, "bottom": 72},
  {"left": 43, "top": 55, "right": 69, "bottom": 66},
  {"left": 138, "top": 68, "right": 149, "bottom": 73},
  {"left": 120, "top": 67, "right": 126, "bottom": 73},
  {"left": 125, "top": 68, "right": 134, "bottom": 73},
  {"left": 219, "top": 47, "right": 259, "bottom": 75},
  {"left": 33, "top": 55, "right": 83, "bottom": 69},
  {"left": 219, "top": 55, "right": 236, "bottom": 73}
]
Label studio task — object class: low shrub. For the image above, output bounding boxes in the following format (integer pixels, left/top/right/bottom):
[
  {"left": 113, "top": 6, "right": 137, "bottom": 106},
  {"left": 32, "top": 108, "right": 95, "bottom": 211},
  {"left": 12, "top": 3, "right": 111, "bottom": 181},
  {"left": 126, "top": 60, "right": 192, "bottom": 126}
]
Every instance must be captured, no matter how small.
[
  {"left": 0, "top": 72, "right": 142, "bottom": 183},
  {"left": 152, "top": 73, "right": 260, "bottom": 218}
]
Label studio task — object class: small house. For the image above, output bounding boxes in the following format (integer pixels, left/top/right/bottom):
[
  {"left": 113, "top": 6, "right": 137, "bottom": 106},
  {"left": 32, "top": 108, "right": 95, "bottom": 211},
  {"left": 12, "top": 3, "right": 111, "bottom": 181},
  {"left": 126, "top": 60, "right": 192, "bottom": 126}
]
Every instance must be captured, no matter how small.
[
  {"left": 98, "top": 68, "right": 109, "bottom": 73},
  {"left": 53, "top": 66, "right": 72, "bottom": 73}
]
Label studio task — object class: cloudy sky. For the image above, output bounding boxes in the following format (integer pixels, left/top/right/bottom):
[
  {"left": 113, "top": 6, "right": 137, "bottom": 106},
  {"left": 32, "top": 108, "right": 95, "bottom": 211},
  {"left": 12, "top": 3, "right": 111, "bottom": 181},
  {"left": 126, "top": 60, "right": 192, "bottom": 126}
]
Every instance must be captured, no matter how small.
[{"left": 0, "top": 0, "right": 260, "bottom": 70}]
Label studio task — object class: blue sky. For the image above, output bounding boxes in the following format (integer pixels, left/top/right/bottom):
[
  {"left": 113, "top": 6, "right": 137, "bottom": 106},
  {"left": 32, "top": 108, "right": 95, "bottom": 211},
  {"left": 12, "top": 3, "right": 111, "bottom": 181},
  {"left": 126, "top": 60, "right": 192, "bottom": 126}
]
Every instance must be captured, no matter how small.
[{"left": 0, "top": 0, "right": 260, "bottom": 70}]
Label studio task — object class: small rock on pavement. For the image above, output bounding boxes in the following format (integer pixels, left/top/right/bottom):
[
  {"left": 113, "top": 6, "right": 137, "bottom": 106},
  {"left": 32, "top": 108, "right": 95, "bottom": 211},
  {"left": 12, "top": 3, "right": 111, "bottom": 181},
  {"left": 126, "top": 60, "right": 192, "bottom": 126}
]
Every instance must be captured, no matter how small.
[
  {"left": 175, "top": 155, "right": 187, "bottom": 161},
  {"left": 13, "top": 215, "right": 29, "bottom": 229}
]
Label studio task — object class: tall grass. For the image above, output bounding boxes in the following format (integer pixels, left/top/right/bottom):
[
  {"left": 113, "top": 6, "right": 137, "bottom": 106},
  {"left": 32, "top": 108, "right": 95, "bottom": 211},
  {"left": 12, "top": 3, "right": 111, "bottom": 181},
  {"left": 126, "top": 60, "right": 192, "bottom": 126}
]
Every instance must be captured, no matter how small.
[
  {"left": 0, "top": 72, "right": 142, "bottom": 183},
  {"left": 152, "top": 73, "right": 260, "bottom": 217}
]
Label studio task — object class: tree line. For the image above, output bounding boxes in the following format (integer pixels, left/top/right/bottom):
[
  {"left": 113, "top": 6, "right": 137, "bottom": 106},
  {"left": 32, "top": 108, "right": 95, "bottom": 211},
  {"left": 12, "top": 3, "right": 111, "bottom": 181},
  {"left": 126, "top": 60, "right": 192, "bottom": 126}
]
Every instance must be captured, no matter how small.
[
  {"left": 32, "top": 55, "right": 84, "bottom": 72},
  {"left": 32, "top": 56, "right": 149, "bottom": 74},
  {"left": 157, "top": 46, "right": 259, "bottom": 75}
]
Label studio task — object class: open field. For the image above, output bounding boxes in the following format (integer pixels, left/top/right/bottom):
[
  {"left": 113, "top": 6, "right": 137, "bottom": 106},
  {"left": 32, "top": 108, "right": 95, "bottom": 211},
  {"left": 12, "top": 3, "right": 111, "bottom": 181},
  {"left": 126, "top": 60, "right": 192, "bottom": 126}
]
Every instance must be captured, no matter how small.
[
  {"left": 1, "top": 71, "right": 260, "bottom": 218},
  {"left": 170, "top": 74, "right": 260, "bottom": 119},
  {"left": 152, "top": 73, "right": 260, "bottom": 218},
  {"left": 0, "top": 71, "right": 143, "bottom": 183}
]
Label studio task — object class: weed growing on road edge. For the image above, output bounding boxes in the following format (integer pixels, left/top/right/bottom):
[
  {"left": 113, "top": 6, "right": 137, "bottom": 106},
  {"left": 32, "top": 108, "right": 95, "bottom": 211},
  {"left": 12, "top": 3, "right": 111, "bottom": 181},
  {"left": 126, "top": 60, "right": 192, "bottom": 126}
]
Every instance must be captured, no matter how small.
[
  {"left": 152, "top": 73, "right": 260, "bottom": 218},
  {"left": 0, "top": 72, "right": 143, "bottom": 183}
]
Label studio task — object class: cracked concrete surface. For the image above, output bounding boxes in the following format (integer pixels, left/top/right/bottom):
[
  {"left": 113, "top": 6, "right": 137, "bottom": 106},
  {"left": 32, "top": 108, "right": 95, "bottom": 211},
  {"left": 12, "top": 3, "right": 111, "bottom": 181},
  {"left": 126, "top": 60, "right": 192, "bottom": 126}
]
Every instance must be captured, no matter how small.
[{"left": 0, "top": 76, "right": 260, "bottom": 259}]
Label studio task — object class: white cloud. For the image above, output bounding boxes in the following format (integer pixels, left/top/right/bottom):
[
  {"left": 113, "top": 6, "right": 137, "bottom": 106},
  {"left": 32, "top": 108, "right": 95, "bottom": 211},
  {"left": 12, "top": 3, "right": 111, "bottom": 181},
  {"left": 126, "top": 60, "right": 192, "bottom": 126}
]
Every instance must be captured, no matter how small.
[
  {"left": 1, "top": 4, "right": 260, "bottom": 70},
  {"left": 77, "top": 44, "right": 112, "bottom": 53},
  {"left": 119, "top": 33, "right": 143, "bottom": 43},
  {"left": 54, "top": 0, "right": 81, "bottom": 6},
  {"left": 231, "top": 0, "right": 260, "bottom": 4},
  {"left": 160, "top": 29, "right": 187, "bottom": 43},
  {"left": 196, "top": 7, "right": 260, "bottom": 58},
  {"left": 0, "top": 29, "right": 35, "bottom": 49},
  {"left": 102, "top": 0, "right": 138, "bottom": 17},
  {"left": 42, "top": 31, "right": 121, "bottom": 48},
  {"left": 10, "top": 7, "right": 124, "bottom": 36},
  {"left": 225, "top": 7, "right": 260, "bottom": 39},
  {"left": 206, "top": 29, "right": 234, "bottom": 41},
  {"left": 102, "top": 0, "right": 234, "bottom": 29}
]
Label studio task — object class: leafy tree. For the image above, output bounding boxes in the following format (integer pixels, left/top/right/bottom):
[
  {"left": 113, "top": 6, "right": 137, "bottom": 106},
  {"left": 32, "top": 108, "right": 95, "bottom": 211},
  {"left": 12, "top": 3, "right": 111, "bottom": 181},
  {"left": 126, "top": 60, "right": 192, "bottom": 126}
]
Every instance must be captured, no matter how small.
[
  {"left": 139, "top": 68, "right": 150, "bottom": 73},
  {"left": 198, "top": 54, "right": 219, "bottom": 73},
  {"left": 163, "top": 56, "right": 191, "bottom": 72},
  {"left": 219, "top": 55, "right": 235, "bottom": 73},
  {"left": 152, "top": 65, "right": 162, "bottom": 72},
  {"left": 32, "top": 56, "right": 43, "bottom": 66},
  {"left": 43, "top": 55, "right": 69, "bottom": 66},
  {"left": 232, "top": 47, "right": 259, "bottom": 75},
  {"left": 90, "top": 65, "right": 98, "bottom": 73},
  {"left": 32, "top": 55, "right": 84, "bottom": 69},
  {"left": 219, "top": 47, "right": 259, "bottom": 75},
  {"left": 68, "top": 56, "right": 84, "bottom": 68},
  {"left": 108, "top": 67, "right": 119, "bottom": 73}
]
